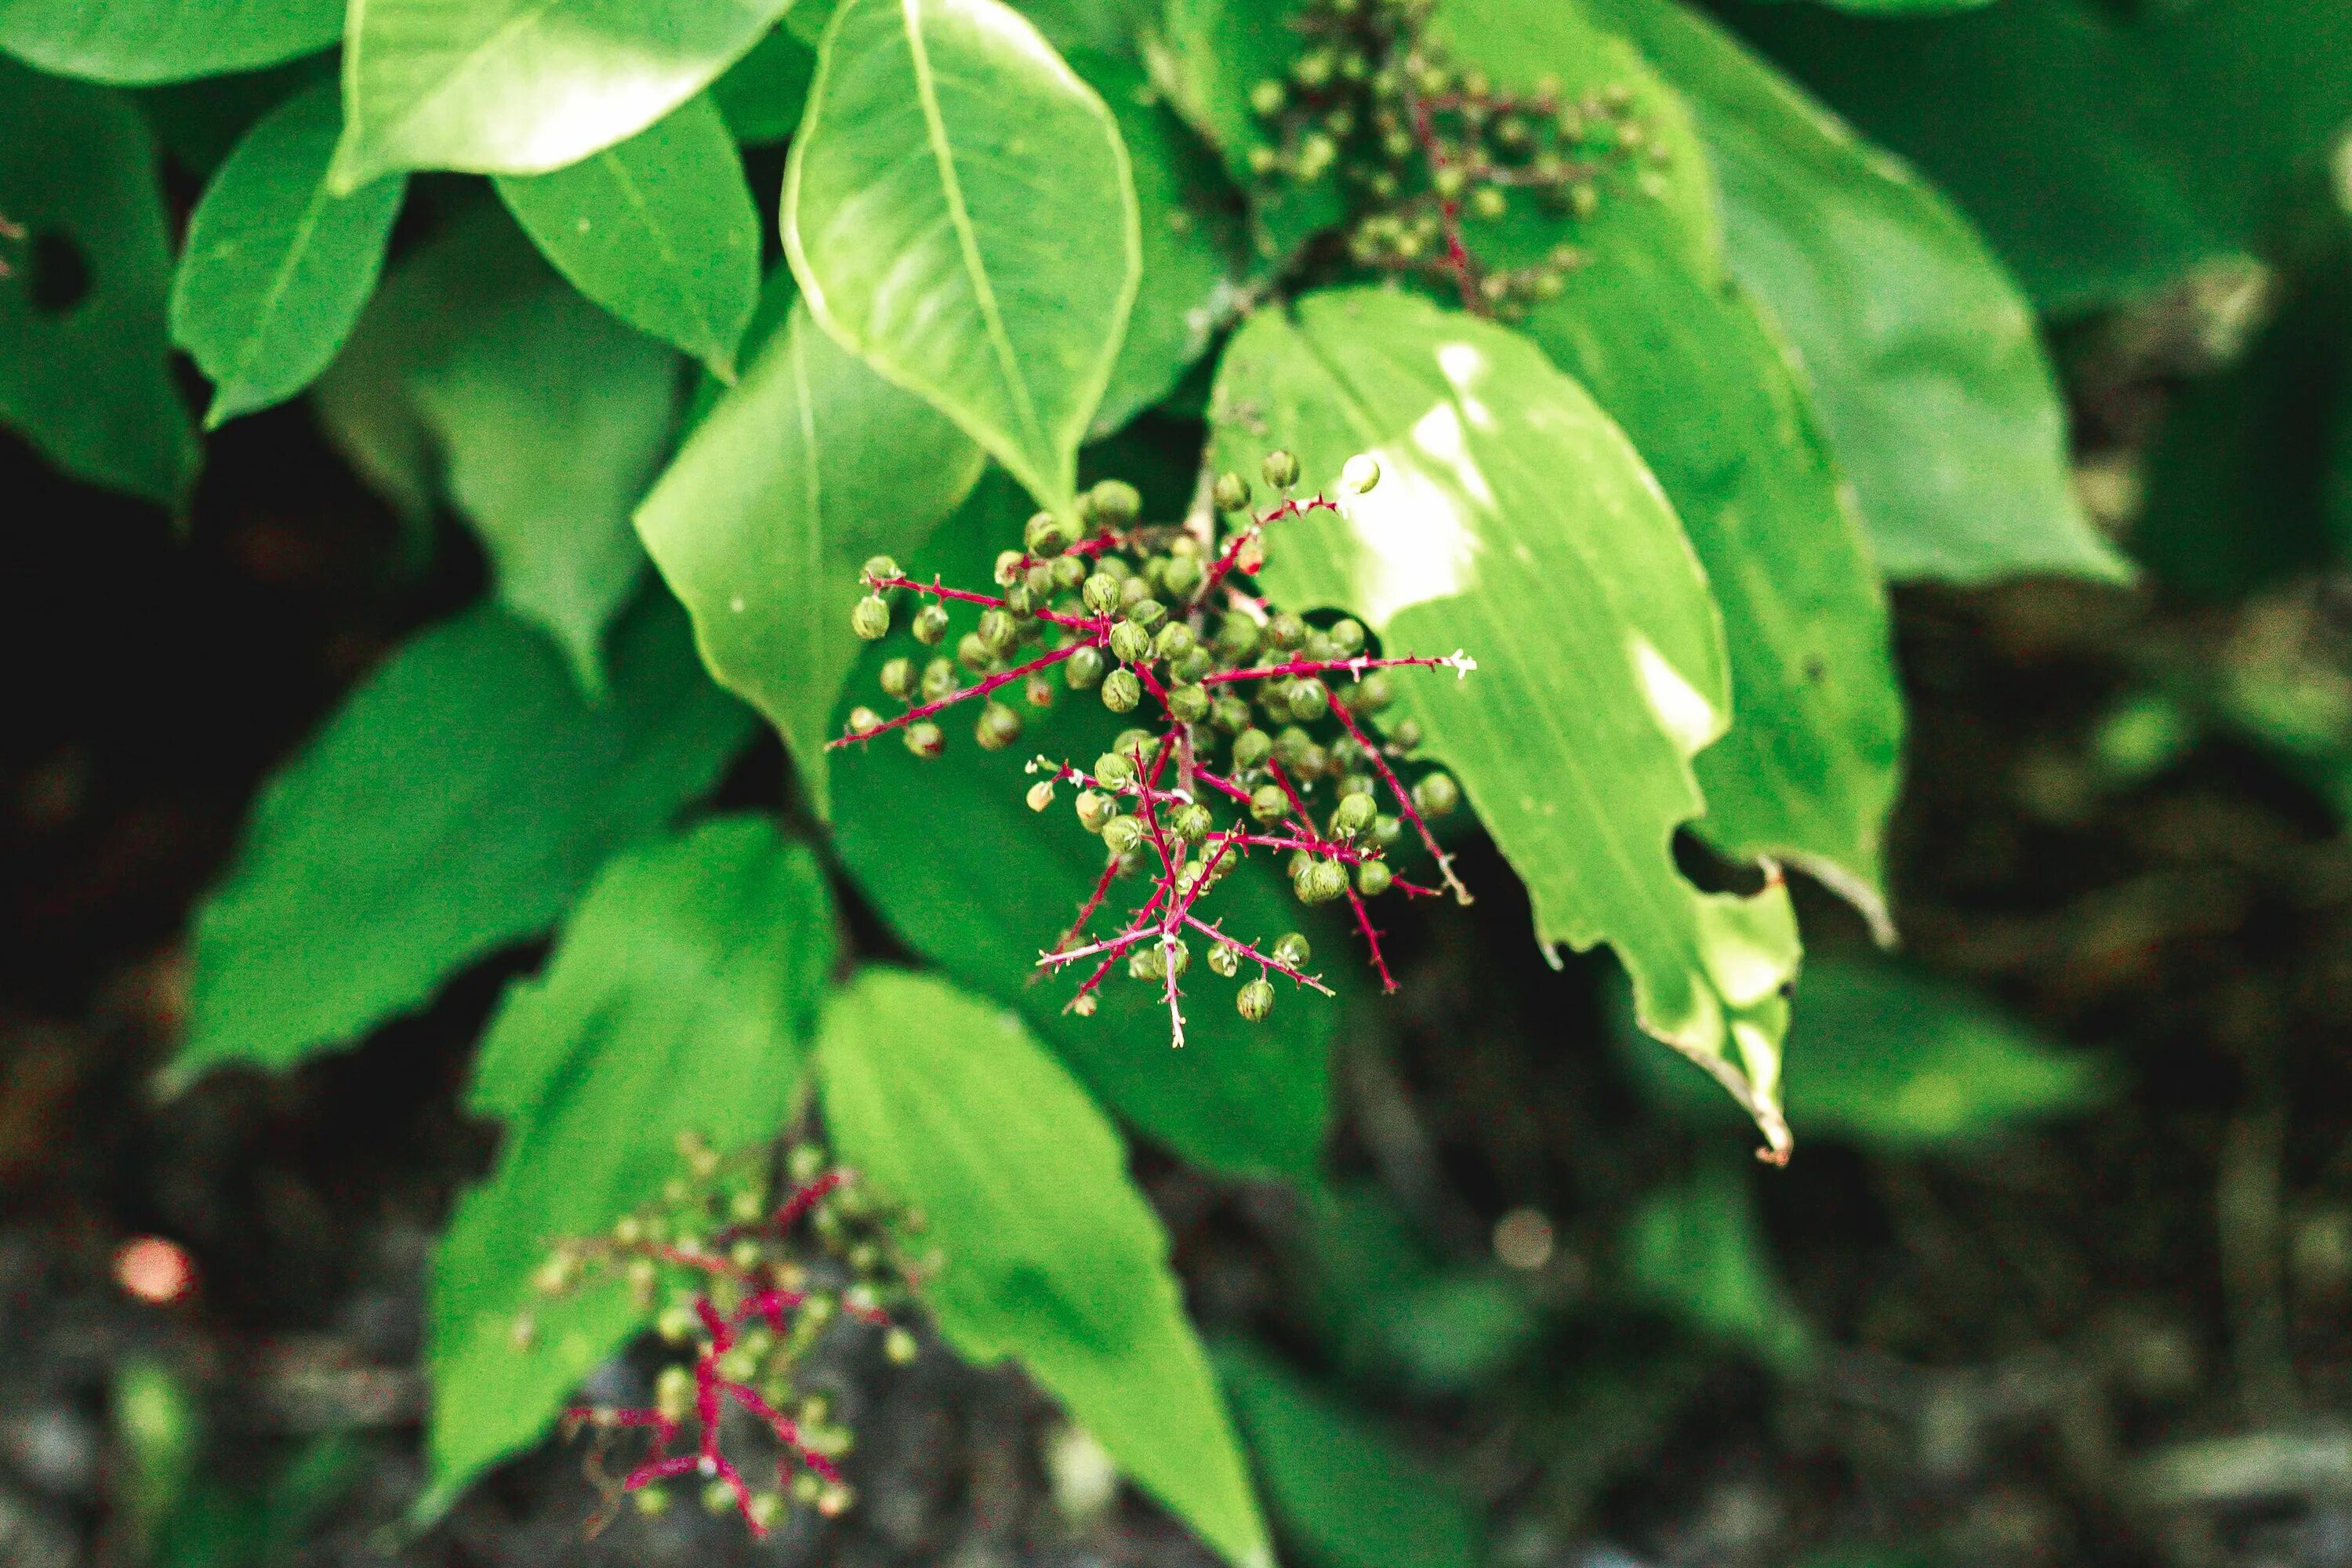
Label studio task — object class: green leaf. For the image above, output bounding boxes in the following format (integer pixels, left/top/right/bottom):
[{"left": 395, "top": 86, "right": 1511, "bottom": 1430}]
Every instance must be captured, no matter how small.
[
  {"left": 423, "top": 818, "right": 834, "bottom": 1518},
  {"left": 170, "top": 593, "right": 754, "bottom": 1085},
  {"left": 495, "top": 94, "right": 759, "bottom": 378},
  {"left": 332, "top": 0, "right": 796, "bottom": 187},
  {"left": 782, "top": 0, "right": 1142, "bottom": 511},
  {"left": 316, "top": 206, "right": 677, "bottom": 693},
  {"left": 815, "top": 967, "right": 1272, "bottom": 1568},
  {"left": 1080, "top": 49, "right": 1247, "bottom": 437},
  {"left": 168, "top": 82, "right": 406, "bottom": 428},
  {"left": 1807, "top": 0, "right": 1990, "bottom": 11},
  {"left": 1726, "top": 0, "right": 2352, "bottom": 310},
  {"left": 637, "top": 290, "right": 985, "bottom": 818},
  {"left": 1621, "top": 1158, "right": 1811, "bottom": 1374},
  {"left": 1214, "top": 1341, "right": 1482, "bottom": 1568},
  {"left": 829, "top": 472, "right": 1337, "bottom": 1181},
  {"left": 1616, "top": 955, "right": 2107, "bottom": 1149},
  {"left": 0, "top": 57, "right": 196, "bottom": 505},
  {"left": 0, "top": 0, "right": 339, "bottom": 85},
  {"left": 710, "top": 23, "right": 815, "bottom": 143},
  {"left": 1211, "top": 289, "right": 1802, "bottom": 1157},
  {"left": 1586, "top": 0, "right": 2129, "bottom": 587}
]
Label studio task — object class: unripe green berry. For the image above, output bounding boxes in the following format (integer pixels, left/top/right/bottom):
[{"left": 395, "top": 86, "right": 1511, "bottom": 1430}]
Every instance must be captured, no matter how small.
[
  {"left": 862, "top": 554, "right": 901, "bottom": 583},
  {"left": 1265, "top": 612, "right": 1306, "bottom": 649},
  {"left": 655, "top": 1363, "right": 695, "bottom": 1416},
  {"left": 1155, "top": 622, "right": 1197, "bottom": 662},
  {"left": 1106, "top": 816, "right": 1149, "bottom": 859},
  {"left": 634, "top": 1486, "right": 673, "bottom": 1517},
  {"left": 1211, "top": 694, "right": 1252, "bottom": 732},
  {"left": 1272, "top": 931, "right": 1311, "bottom": 968},
  {"left": 1163, "top": 551, "right": 1206, "bottom": 598},
  {"left": 1171, "top": 801, "right": 1213, "bottom": 841},
  {"left": 879, "top": 656, "right": 915, "bottom": 699},
  {"left": 1236, "top": 979, "right": 1276, "bottom": 1022},
  {"left": 1232, "top": 728, "right": 1274, "bottom": 769},
  {"left": 703, "top": 1481, "right": 739, "bottom": 1515},
  {"left": 913, "top": 603, "right": 950, "bottom": 644},
  {"left": 978, "top": 608, "right": 1019, "bottom": 653},
  {"left": 1083, "top": 573, "right": 1123, "bottom": 615},
  {"left": 1297, "top": 858, "right": 1349, "bottom": 904},
  {"left": 1129, "top": 942, "right": 1167, "bottom": 982},
  {"left": 1287, "top": 677, "right": 1330, "bottom": 720},
  {"left": 885, "top": 1327, "right": 920, "bottom": 1364},
  {"left": 975, "top": 702, "right": 1022, "bottom": 751},
  {"left": 747, "top": 1491, "right": 785, "bottom": 1531},
  {"left": 1119, "top": 574, "right": 1151, "bottom": 608},
  {"left": 1076, "top": 790, "right": 1114, "bottom": 833},
  {"left": 1024, "top": 510, "right": 1079, "bottom": 557},
  {"left": 1329, "top": 617, "right": 1367, "bottom": 654},
  {"left": 1065, "top": 644, "right": 1106, "bottom": 690},
  {"left": 1087, "top": 479, "right": 1142, "bottom": 525},
  {"left": 921, "top": 657, "right": 958, "bottom": 700},
  {"left": 1174, "top": 648, "right": 1215, "bottom": 685},
  {"left": 1094, "top": 750, "right": 1136, "bottom": 789},
  {"left": 1167, "top": 682, "right": 1210, "bottom": 724},
  {"left": 994, "top": 550, "right": 1026, "bottom": 586},
  {"left": 1207, "top": 942, "right": 1240, "bottom": 978},
  {"left": 957, "top": 631, "right": 996, "bottom": 673},
  {"left": 905, "top": 720, "right": 945, "bottom": 758},
  {"left": 1250, "top": 783, "right": 1290, "bottom": 823},
  {"left": 1109, "top": 620, "right": 1153, "bottom": 663},
  {"left": 1469, "top": 185, "right": 1508, "bottom": 220},
  {"left": 1025, "top": 672, "right": 1054, "bottom": 707},
  {"left": 851, "top": 594, "right": 891, "bottom": 641},
  {"left": 1331, "top": 792, "right": 1377, "bottom": 838},
  {"left": 1346, "top": 672, "right": 1394, "bottom": 713},
  {"left": 1052, "top": 555, "right": 1088, "bottom": 591},
  {"left": 847, "top": 706, "right": 882, "bottom": 735},
  {"left": 1413, "top": 770, "right": 1461, "bottom": 818},
  {"left": 1263, "top": 449, "right": 1301, "bottom": 489},
  {"left": 1357, "top": 858, "right": 1393, "bottom": 897},
  {"left": 1250, "top": 78, "right": 1287, "bottom": 116},
  {"left": 1273, "top": 725, "right": 1314, "bottom": 768},
  {"left": 1125, "top": 597, "right": 1167, "bottom": 631},
  {"left": 1213, "top": 472, "right": 1252, "bottom": 512},
  {"left": 1005, "top": 581, "right": 1036, "bottom": 617},
  {"left": 1102, "top": 669, "right": 1142, "bottom": 713}
]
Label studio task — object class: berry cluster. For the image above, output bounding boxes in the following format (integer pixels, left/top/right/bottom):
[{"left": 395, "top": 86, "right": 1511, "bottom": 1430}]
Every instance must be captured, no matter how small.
[
  {"left": 528, "top": 1136, "right": 927, "bottom": 1537},
  {"left": 838, "top": 452, "right": 1475, "bottom": 1044},
  {"left": 1246, "top": 0, "right": 1665, "bottom": 316}
]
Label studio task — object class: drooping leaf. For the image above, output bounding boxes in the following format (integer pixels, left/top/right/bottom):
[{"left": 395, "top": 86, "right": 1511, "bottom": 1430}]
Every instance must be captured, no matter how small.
[
  {"left": 169, "top": 594, "right": 754, "bottom": 1086},
  {"left": 0, "top": 57, "right": 196, "bottom": 505},
  {"left": 710, "top": 23, "right": 815, "bottom": 142},
  {"left": 1621, "top": 1159, "right": 1812, "bottom": 1374},
  {"left": 782, "top": 0, "right": 1141, "bottom": 511},
  {"left": 1726, "top": 0, "right": 2352, "bottom": 310},
  {"left": 0, "top": 0, "right": 339, "bottom": 85},
  {"left": 1078, "top": 49, "right": 1247, "bottom": 437},
  {"left": 1586, "top": 0, "right": 2128, "bottom": 587},
  {"left": 1616, "top": 956, "right": 2107, "bottom": 1149},
  {"left": 815, "top": 967, "right": 1272, "bottom": 1568},
  {"left": 169, "top": 82, "right": 406, "bottom": 428},
  {"left": 638, "top": 288, "right": 984, "bottom": 818},
  {"left": 421, "top": 818, "right": 834, "bottom": 1519},
  {"left": 331, "top": 0, "right": 796, "bottom": 187},
  {"left": 829, "top": 471, "right": 1337, "bottom": 1180},
  {"left": 316, "top": 206, "right": 677, "bottom": 693},
  {"left": 1214, "top": 1340, "right": 1482, "bottom": 1568},
  {"left": 495, "top": 93, "right": 759, "bottom": 378},
  {"left": 1211, "top": 289, "right": 1802, "bottom": 1157}
]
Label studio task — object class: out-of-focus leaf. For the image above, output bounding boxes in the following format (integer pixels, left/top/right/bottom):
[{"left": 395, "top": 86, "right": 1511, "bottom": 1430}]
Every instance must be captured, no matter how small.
[
  {"left": 0, "top": 0, "right": 339, "bottom": 84},
  {"left": 1078, "top": 49, "right": 1246, "bottom": 437},
  {"left": 817, "top": 968, "right": 1272, "bottom": 1568},
  {"left": 1214, "top": 1340, "right": 1482, "bottom": 1568},
  {"left": 829, "top": 473, "right": 1338, "bottom": 1179},
  {"left": 495, "top": 94, "right": 759, "bottom": 378},
  {"left": 169, "top": 82, "right": 406, "bottom": 427},
  {"left": 1211, "top": 289, "right": 1802, "bottom": 1158},
  {"left": 1726, "top": 0, "right": 2352, "bottom": 310},
  {"left": 783, "top": 0, "right": 1141, "bottom": 512},
  {"left": 317, "top": 207, "right": 677, "bottom": 694},
  {"left": 331, "top": 0, "right": 795, "bottom": 187},
  {"left": 171, "top": 595, "right": 753, "bottom": 1084},
  {"left": 1302, "top": 1183, "right": 1536, "bottom": 1394},
  {"left": 139, "top": 57, "right": 336, "bottom": 178},
  {"left": 637, "top": 285, "right": 985, "bottom": 818},
  {"left": 423, "top": 819, "right": 833, "bottom": 1517},
  {"left": 0, "top": 58, "right": 197, "bottom": 505},
  {"left": 1617, "top": 955, "right": 2107, "bottom": 1148},
  {"left": 1588, "top": 0, "right": 2129, "bottom": 587},
  {"left": 710, "top": 24, "right": 815, "bottom": 142},
  {"left": 1621, "top": 1158, "right": 1811, "bottom": 1373}
]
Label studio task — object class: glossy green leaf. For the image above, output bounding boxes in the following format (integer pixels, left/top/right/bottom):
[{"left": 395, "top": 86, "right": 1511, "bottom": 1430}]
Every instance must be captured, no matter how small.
[
  {"left": 169, "top": 82, "right": 406, "bottom": 428},
  {"left": 169, "top": 595, "right": 754, "bottom": 1086},
  {"left": 1080, "top": 49, "right": 1247, "bottom": 437},
  {"left": 0, "top": 0, "right": 339, "bottom": 85},
  {"left": 422, "top": 818, "right": 833, "bottom": 1518},
  {"left": 1214, "top": 1341, "right": 1481, "bottom": 1568},
  {"left": 495, "top": 94, "right": 759, "bottom": 378},
  {"left": 710, "top": 23, "right": 815, "bottom": 142},
  {"left": 1622, "top": 1159, "right": 1812, "bottom": 1374},
  {"left": 1212, "top": 289, "right": 1802, "bottom": 1156},
  {"left": 332, "top": 0, "right": 796, "bottom": 187},
  {"left": 1587, "top": 0, "right": 2127, "bottom": 587},
  {"left": 1438, "top": 0, "right": 1904, "bottom": 926},
  {"left": 1727, "top": 0, "right": 2352, "bottom": 310},
  {"left": 829, "top": 472, "right": 1336, "bottom": 1180},
  {"left": 637, "top": 289, "right": 986, "bottom": 817},
  {"left": 1617, "top": 955, "right": 2107, "bottom": 1148},
  {"left": 816, "top": 968, "right": 1272, "bottom": 1568},
  {"left": 0, "top": 58, "right": 196, "bottom": 505},
  {"left": 317, "top": 208, "right": 677, "bottom": 694},
  {"left": 782, "top": 0, "right": 1141, "bottom": 511}
]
